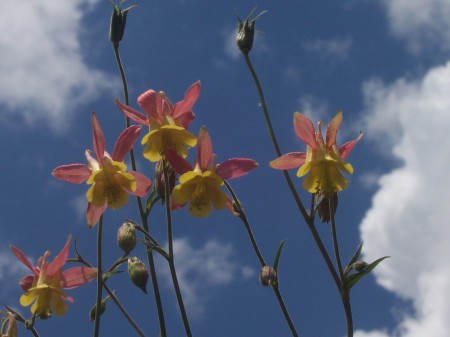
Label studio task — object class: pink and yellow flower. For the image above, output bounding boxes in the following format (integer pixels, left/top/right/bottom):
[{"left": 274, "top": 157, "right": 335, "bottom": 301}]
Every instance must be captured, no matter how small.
[
  {"left": 270, "top": 111, "right": 362, "bottom": 196},
  {"left": 116, "top": 81, "right": 200, "bottom": 162},
  {"left": 166, "top": 126, "right": 258, "bottom": 217},
  {"left": 10, "top": 236, "right": 97, "bottom": 319},
  {"left": 52, "top": 113, "right": 151, "bottom": 226}
]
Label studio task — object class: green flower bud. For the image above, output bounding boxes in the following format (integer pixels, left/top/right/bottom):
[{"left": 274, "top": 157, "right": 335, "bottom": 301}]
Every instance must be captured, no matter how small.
[
  {"left": 353, "top": 260, "right": 369, "bottom": 272},
  {"left": 259, "top": 265, "right": 277, "bottom": 287},
  {"left": 89, "top": 295, "right": 111, "bottom": 322},
  {"left": 315, "top": 193, "right": 338, "bottom": 223},
  {"left": 109, "top": 2, "right": 136, "bottom": 47},
  {"left": 155, "top": 159, "right": 176, "bottom": 204},
  {"left": 236, "top": 8, "right": 267, "bottom": 55},
  {"left": 117, "top": 221, "right": 137, "bottom": 254},
  {"left": 128, "top": 257, "right": 149, "bottom": 294}
]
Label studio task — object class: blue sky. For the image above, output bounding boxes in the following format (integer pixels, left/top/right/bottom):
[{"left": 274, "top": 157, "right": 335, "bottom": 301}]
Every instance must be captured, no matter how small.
[{"left": 2, "top": 0, "right": 450, "bottom": 336}]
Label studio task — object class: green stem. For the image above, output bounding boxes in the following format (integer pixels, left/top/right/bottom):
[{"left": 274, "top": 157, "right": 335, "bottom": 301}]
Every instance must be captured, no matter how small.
[
  {"left": 242, "top": 52, "right": 342, "bottom": 292},
  {"left": 223, "top": 180, "right": 299, "bottom": 337},
  {"left": 93, "top": 215, "right": 104, "bottom": 337},
  {"left": 113, "top": 43, "right": 167, "bottom": 337},
  {"left": 163, "top": 161, "right": 193, "bottom": 337}
]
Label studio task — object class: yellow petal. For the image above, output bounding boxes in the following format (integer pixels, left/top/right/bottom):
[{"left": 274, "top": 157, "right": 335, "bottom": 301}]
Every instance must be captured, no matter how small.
[
  {"left": 51, "top": 291, "right": 68, "bottom": 316},
  {"left": 172, "top": 184, "right": 196, "bottom": 205},
  {"left": 297, "top": 162, "right": 311, "bottom": 177}
]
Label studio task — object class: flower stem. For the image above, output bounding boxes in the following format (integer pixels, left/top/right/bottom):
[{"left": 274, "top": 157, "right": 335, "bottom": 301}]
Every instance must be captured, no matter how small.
[
  {"left": 224, "top": 180, "right": 299, "bottom": 337},
  {"left": 113, "top": 43, "right": 167, "bottom": 337},
  {"left": 163, "top": 161, "right": 193, "bottom": 337},
  {"left": 241, "top": 52, "right": 341, "bottom": 292},
  {"left": 93, "top": 215, "right": 104, "bottom": 337}
]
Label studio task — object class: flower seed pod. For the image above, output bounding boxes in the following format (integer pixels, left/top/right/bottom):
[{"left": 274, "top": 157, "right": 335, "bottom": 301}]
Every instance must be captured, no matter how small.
[
  {"left": 259, "top": 265, "right": 277, "bottom": 287},
  {"left": 236, "top": 9, "right": 267, "bottom": 55},
  {"left": 128, "top": 257, "right": 149, "bottom": 294},
  {"left": 109, "top": 2, "right": 136, "bottom": 47},
  {"left": 117, "top": 221, "right": 137, "bottom": 254}
]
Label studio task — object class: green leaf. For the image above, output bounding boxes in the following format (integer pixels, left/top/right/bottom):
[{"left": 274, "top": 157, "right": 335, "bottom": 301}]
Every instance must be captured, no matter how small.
[
  {"left": 343, "top": 256, "right": 390, "bottom": 292},
  {"left": 273, "top": 240, "right": 286, "bottom": 272},
  {"left": 344, "top": 242, "right": 364, "bottom": 275},
  {"left": 145, "top": 189, "right": 159, "bottom": 217}
]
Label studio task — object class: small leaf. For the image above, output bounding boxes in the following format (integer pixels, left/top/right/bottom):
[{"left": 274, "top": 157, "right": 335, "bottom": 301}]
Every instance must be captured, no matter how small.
[
  {"left": 273, "top": 240, "right": 286, "bottom": 272},
  {"left": 343, "top": 256, "right": 389, "bottom": 292},
  {"left": 344, "top": 242, "right": 364, "bottom": 275},
  {"left": 145, "top": 189, "right": 159, "bottom": 217}
]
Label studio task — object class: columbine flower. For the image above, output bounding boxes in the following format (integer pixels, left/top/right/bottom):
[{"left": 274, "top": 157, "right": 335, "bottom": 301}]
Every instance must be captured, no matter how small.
[
  {"left": 269, "top": 111, "right": 362, "bottom": 196},
  {"left": 166, "top": 126, "right": 258, "bottom": 217},
  {"left": 10, "top": 236, "right": 97, "bottom": 320},
  {"left": 115, "top": 81, "right": 200, "bottom": 162},
  {"left": 52, "top": 113, "right": 151, "bottom": 226}
]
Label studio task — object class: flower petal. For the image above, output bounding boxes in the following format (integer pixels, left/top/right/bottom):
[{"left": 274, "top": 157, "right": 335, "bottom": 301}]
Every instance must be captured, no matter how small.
[
  {"left": 10, "top": 245, "right": 38, "bottom": 274},
  {"left": 91, "top": 113, "right": 106, "bottom": 165},
  {"left": 172, "top": 81, "right": 201, "bottom": 120},
  {"left": 216, "top": 158, "right": 258, "bottom": 179},
  {"left": 51, "top": 291, "right": 68, "bottom": 316},
  {"left": 47, "top": 236, "right": 71, "bottom": 276},
  {"left": 112, "top": 125, "right": 142, "bottom": 162},
  {"left": 127, "top": 171, "right": 152, "bottom": 197},
  {"left": 52, "top": 164, "right": 91, "bottom": 184},
  {"left": 115, "top": 98, "right": 149, "bottom": 126},
  {"left": 269, "top": 152, "right": 306, "bottom": 170},
  {"left": 325, "top": 111, "right": 342, "bottom": 147},
  {"left": 138, "top": 90, "right": 162, "bottom": 123},
  {"left": 61, "top": 267, "right": 97, "bottom": 289},
  {"left": 165, "top": 148, "right": 193, "bottom": 175},
  {"left": 339, "top": 132, "right": 363, "bottom": 160},
  {"left": 197, "top": 126, "right": 212, "bottom": 172},
  {"left": 86, "top": 203, "right": 107, "bottom": 228},
  {"left": 293, "top": 112, "right": 317, "bottom": 149}
]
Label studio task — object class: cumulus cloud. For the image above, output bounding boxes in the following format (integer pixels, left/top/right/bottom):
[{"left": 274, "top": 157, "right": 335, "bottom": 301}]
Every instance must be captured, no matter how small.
[
  {"left": 357, "top": 61, "right": 450, "bottom": 337},
  {"left": 0, "top": 0, "right": 118, "bottom": 132},
  {"left": 379, "top": 0, "right": 450, "bottom": 53},
  {"left": 159, "top": 238, "right": 254, "bottom": 318}
]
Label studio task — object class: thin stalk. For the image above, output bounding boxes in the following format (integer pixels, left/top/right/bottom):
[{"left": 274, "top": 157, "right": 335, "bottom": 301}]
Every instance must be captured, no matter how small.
[
  {"left": 4, "top": 306, "right": 40, "bottom": 337},
  {"left": 223, "top": 180, "right": 299, "bottom": 337},
  {"left": 242, "top": 52, "right": 341, "bottom": 291},
  {"left": 113, "top": 43, "right": 167, "bottom": 337},
  {"left": 93, "top": 215, "right": 104, "bottom": 337},
  {"left": 163, "top": 161, "right": 193, "bottom": 337}
]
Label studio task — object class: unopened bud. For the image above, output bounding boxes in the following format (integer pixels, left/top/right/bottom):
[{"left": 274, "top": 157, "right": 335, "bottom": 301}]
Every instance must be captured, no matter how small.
[
  {"left": 128, "top": 257, "right": 149, "bottom": 294},
  {"left": 89, "top": 295, "right": 111, "bottom": 322},
  {"left": 353, "top": 260, "right": 368, "bottom": 272},
  {"left": 3, "top": 312, "right": 18, "bottom": 337},
  {"left": 259, "top": 266, "right": 277, "bottom": 287},
  {"left": 236, "top": 9, "right": 267, "bottom": 55},
  {"left": 315, "top": 193, "right": 338, "bottom": 223},
  {"left": 109, "top": 2, "right": 135, "bottom": 47},
  {"left": 117, "top": 221, "right": 137, "bottom": 254},
  {"left": 155, "top": 160, "right": 176, "bottom": 203}
]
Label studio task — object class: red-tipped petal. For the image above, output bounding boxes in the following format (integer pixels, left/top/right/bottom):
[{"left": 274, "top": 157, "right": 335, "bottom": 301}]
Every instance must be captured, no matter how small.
[
  {"left": 138, "top": 90, "right": 162, "bottom": 123},
  {"left": 128, "top": 171, "right": 152, "bottom": 197},
  {"left": 10, "top": 245, "right": 38, "bottom": 274},
  {"left": 326, "top": 111, "right": 342, "bottom": 147},
  {"left": 91, "top": 113, "right": 106, "bottom": 164},
  {"left": 216, "top": 158, "right": 258, "bottom": 179},
  {"left": 172, "top": 81, "right": 201, "bottom": 119},
  {"left": 52, "top": 164, "right": 91, "bottom": 184},
  {"left": 61, "top": 267, "right": 97, "bottom": 289},
  {"left": 47, "top": 235, "right": 71, "bottom": 276},
  {"left": 116, "top": 98, "right": 149, "bottom": 126},
  {"left": 197, "top": 126, "right": 212, "bottom": 171},
  {"left": 86, "top": 203, "right": 107, "bottom": 228},
  {"left": 112, "top": 125, "right": 142, "bottom": 162},
  {"left": 339, "top": 132, "right": 363, "bottom": 160},
  {"left": 269, "top": 152, "right": 306, "bottom": 170},
  {"left": 165, "top": 148, "right": 193, "bottom": 175},
  {"left": 293, "top": 112, "right": 317, "bottom": 149},
  {"left": 176, "top": 110, "right": 195, "bottom": 129}
]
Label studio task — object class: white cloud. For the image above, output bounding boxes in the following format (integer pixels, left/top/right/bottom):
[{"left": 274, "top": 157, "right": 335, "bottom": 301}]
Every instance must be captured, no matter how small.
[
  {"left": 358, "top": 60, "right": 450, "bottom": 337},
  {"left": 0, "top": 0, "right": 118, "bottom": 132},
  {"left": 297, "top": 94, "right": 330, "bottom": 122},
  {"left": 0, "top": 250, "right": 30, "bottom": 301},
  {"left": 380, "top": 0, "right": 450, "bottom": 53},
  {"left": 303, "top": 37, "right": 352, "bottom": 59},
  {"left": 159, "top": 238, "right": 254, "bottom": 318}
]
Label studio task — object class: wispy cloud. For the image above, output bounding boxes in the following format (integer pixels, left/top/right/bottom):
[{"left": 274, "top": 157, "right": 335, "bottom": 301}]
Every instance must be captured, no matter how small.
[
  {"left": 356, "top": 61, "right": 450, "bottom": 337},
  {"left": 0, "top": 0, "right": 118, "bottom": 133},
  {"left": 303, "top": 37, "right": 352, "bottom": 60},
  {"left": 159, "top": 238, "right": 254, "bottom": 318},
  {"left": 0, "top": 249, "right": 30, "bottom": 302},
  {"left": 379, "top": 0, "right": 450, "bottom": 54}
]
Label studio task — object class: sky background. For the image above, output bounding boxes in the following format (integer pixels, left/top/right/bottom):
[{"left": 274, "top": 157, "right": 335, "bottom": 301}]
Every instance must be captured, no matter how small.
[{"left": 1, "top": 0, "right": 450, "bottom": 336}]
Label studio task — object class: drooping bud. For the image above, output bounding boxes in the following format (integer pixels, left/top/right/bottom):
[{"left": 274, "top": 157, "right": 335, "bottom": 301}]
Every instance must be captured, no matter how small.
[
  {"left": 236, "top": 8, "right": 267, "bottom": 55},
  {"left": 2, "top": 312, "right": 18, "bottom": 337},
  {"left": 315, "top": 193, "right": 338, "bottom": 223},
  {"left": 89, "top": 295, "right": 111, "bottom": 322},
  {"left": 353, "top": 260, "right": 369, "bottom": 272},
  {"left": 117, "top": 221, "right": 137, "bottom": 254},
  {"left": 259, "top": 265, "right": 278, "bottom": 287},
  {"left": 128, "top": 257, "right": 149, "bottom": 294},
  {"left": 109, "top": 2, "right": 136, "bottom": 47},
  {"left": 154, "top": 159, "right": 176, "bottom": 203}
]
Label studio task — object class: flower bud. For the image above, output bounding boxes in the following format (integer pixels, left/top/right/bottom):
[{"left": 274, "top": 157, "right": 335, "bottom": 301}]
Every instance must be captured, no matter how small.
[
  {"left": 109, "top": 2, "right": 135, "bottom": 47},
  {"left": 154, "top": 159, "right": 176, "bottom": 203},
  {"left": 117, "top": 221, "right": 137, "bottom": 254},
  {"left": 259, "top": 265, "right": 277, "bottom": 287},
  {"left": 89, "top": 295, "right": 111, "bottom": 322},
  {"left": 236, "top": 9, "right": 267, "bottom": 55},
  {"left": 128, "top": 257, "right": 149, "bottom": 294},
  {"left": 353, "top": 260, "right": 369, "bottom": 272},
  {"left": 315, "top": 193, "right": 338, "bottom": 223},
  {"left": 3, "top": 312, "right": 17, "bottom": 337}
]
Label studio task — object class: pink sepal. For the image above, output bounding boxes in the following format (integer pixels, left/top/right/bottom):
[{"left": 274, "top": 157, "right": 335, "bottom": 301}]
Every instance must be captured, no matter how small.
[
  {"left": 61, "top": 267, "right": 97, "bottom": 289},
  {"left": 175, "top": 110, "right": 195, "bottom": 129},
  {"left": 128, "top": 171, "right": 152, "bottom": 197},
  {"left": 339, "top": 132, "right": 363, "bottom": 160},
  {"left": 86, "top": 203, "right": 107, "bottom": 228},
  {"left": 197, "top": 126, "right": 212, "bottom": 171},
  {"left": 172, "top": 81, "right": 201, "bottom": 120},
  {"left": 52, "top": 164, "right": 91, "bottom": 184},
  {"left": 112, "top": 125, "right": 142, "bottom": 162},
  {"left": 165, "top": 148, "right": 193, "bottom": 175},
  {"left": 115, "top": 98, "right": 149, "bottom": 126},
  {"left": 294, "top": 113, "right": 317, "bottom": 149},
  {"left": 269, "top": 152, "right": 306, "bottom": 170},
  {"left": 47, "top": 236, "right": 71, "bottom": 276},
  {"left": 326, "top": 112, "right": 342, "bottom": 147},
  {"left": 19, "top": 274, "right": 34, "bottom": 292},
  {"left": 91, "top": 113, "right": 106, "bottom": 165},
  {"left": 10, "top": 245, "right": 38, "bottom": 274},
  {"left": 138, "top": 90, "right": 162, "bottom": 123},
  {"left": 216, "top": 158, "right": 258, "bottom": 179}
]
